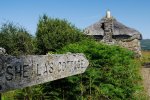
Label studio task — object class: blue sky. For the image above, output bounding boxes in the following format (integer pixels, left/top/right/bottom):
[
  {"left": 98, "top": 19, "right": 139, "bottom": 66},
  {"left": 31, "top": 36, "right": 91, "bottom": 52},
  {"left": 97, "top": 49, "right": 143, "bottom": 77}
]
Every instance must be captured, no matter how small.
[{"left": 0, "top": 0, "right": 150, "bottom": 39}]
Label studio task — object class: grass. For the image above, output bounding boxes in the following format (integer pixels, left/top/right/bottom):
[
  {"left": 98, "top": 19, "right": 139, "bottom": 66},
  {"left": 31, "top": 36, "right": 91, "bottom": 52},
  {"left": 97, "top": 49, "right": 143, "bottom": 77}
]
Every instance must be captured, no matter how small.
[
  {"left": 137, "top": 50, "right": 150, "bottom": 100},
  {"left": 141, "top": 51, "right": 150, "bottom": 64},
  {"left": 1, "top": 91, "right": 16, "bottom": 100}
]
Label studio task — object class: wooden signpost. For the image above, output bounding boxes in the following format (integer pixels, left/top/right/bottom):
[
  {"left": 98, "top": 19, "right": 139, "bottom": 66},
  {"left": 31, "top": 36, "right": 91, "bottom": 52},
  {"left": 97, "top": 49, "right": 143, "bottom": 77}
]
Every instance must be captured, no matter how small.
[{"left": 0, "top": 50, "right": 89, "bottom": 95}]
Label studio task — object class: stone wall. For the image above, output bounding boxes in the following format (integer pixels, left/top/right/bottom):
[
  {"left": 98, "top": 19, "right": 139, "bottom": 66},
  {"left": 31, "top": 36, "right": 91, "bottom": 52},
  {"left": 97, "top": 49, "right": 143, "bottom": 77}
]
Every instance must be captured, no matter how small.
[
  {"left": 115, "top": 39, "right": 141, "bottom": 56},
  {"left": 99, "top": 38, "right": 141, "bottom": 57},
  {"left": 100, "top": 17, "right": 141, "bottom": 56}
]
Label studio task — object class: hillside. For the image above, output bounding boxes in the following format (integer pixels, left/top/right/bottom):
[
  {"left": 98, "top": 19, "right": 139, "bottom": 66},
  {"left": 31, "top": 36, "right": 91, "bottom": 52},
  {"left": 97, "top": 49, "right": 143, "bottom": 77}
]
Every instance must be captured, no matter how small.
[{"left": 141, "top": 39, "right": 150, "bottom": 50}]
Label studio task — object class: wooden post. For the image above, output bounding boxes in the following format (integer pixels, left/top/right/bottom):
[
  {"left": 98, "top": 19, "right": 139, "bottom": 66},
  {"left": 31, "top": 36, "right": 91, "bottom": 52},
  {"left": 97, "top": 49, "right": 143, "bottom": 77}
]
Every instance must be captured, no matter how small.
[{"left": 0, "top": 93, "right": 2, "bottom": 100}]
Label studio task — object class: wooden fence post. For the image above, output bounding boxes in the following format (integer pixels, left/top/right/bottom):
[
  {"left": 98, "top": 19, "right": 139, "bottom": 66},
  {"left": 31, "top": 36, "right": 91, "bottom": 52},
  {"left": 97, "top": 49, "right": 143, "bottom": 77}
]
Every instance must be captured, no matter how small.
[{"left": 0, "top": 93, "right": 2, "bottom": 100}]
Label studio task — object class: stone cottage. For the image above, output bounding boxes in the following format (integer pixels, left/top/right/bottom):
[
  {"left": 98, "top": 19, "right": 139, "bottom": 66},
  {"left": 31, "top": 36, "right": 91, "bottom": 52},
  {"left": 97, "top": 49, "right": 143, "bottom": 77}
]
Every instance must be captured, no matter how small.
[{"left": 84, "top": 11, "right": 142, "bottom": 56}]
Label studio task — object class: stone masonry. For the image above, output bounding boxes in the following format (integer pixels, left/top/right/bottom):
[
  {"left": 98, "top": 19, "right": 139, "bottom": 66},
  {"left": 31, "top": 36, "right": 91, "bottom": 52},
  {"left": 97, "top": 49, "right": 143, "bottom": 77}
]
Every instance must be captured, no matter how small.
[{"left": 84, "top": 11, "right": 142, "bottom": 56}]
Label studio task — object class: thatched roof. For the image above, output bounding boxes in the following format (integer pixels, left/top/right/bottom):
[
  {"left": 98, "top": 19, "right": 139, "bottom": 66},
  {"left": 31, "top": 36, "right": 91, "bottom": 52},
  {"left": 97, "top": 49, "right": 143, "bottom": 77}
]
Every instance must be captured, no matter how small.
[{"left": 84, "top": 18, "right": 142, "bottom": 40}]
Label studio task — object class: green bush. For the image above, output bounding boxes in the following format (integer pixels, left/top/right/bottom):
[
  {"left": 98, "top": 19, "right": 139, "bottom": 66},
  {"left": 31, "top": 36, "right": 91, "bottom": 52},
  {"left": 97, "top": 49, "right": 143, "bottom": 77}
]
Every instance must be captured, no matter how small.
[
  {"left": 35, "top": 15, "right": 87, "bottom": 54},
  {"left": 0, "top": 22, "right": 34, "bottom": 55},
  {"left": 46, "top": 40, "right": 142, "bottom": 100}
]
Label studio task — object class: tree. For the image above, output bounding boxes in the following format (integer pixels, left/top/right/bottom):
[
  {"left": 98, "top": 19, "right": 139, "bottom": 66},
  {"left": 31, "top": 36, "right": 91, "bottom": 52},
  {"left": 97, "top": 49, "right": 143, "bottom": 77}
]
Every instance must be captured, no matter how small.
[
  {"left": 0, "top": 22, "right": 34, "bottom": 55},
  {"left": 35, "top": 15, "right": 87, "bottom": 54}
]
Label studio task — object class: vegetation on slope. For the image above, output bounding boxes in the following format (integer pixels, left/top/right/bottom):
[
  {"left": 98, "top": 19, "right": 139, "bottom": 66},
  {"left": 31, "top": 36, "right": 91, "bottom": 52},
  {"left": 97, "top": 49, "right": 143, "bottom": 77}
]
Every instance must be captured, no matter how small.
[{"left": 141, "top": 39, "right": 150, "bottom": 51}]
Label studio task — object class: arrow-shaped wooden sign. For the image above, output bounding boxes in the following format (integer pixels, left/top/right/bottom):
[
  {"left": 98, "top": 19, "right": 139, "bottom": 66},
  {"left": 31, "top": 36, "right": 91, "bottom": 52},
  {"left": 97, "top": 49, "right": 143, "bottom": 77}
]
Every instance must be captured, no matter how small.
[{"left": 0, "top": 53, "right": 89, "bottom": 93}]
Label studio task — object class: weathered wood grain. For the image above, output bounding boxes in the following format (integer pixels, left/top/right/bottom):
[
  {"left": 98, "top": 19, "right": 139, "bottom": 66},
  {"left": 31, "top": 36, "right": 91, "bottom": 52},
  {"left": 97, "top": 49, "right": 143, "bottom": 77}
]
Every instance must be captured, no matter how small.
[{"left": 0, "top": 53, "right": 89, "bottom": 93}]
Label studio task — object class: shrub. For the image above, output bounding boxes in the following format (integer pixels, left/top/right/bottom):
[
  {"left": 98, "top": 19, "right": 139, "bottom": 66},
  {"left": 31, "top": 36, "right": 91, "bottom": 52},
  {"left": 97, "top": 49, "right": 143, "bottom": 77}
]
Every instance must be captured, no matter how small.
[
  {"left": 35, "top": 15, "right": 87, "bottom": 54},
  {"left": 0, "top": 22, "right": 34, "bottom": 55},
  {"left": 48, "top": 40, "right": 142, "bottom": 100}
]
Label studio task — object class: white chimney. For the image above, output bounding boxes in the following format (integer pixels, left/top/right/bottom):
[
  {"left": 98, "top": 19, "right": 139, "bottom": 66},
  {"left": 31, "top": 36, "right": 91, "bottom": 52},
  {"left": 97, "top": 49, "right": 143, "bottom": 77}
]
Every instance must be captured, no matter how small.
[{"left": 106, "top": 10, "right": 111, "bottom": 18}]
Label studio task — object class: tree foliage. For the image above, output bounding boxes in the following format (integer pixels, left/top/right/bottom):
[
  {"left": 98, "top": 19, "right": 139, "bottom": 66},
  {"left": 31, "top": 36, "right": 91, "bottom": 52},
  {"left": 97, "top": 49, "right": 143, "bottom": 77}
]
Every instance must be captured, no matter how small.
[
  {"left": 0, "top": 22, "right": 34, "bottom": 55},
  {"left": 35, "top": 15, "right": 87, "bottom": 54}
]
